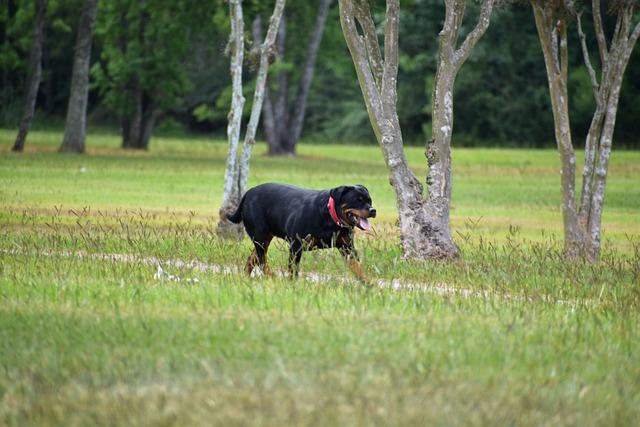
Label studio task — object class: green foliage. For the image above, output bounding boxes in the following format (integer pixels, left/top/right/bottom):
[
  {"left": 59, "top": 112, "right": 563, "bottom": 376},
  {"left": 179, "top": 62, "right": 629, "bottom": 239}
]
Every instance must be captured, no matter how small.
[
  {"left": 0, "top": 0, "right": 83, "bottom": 125},
  {"left": 569, "top": 67, "right": 597, "bottom": 136},
  {"left": 304, "top": 5, "right": 376, "bottom": 143},
  {"left": 1, "top": 0, "right": 640, "bottom": 146},
  {"left": 91, "top": 0, "right": 216, "bottom": 119},
  {"left": 615, "top": 46, "right": 640, "bottom": 146}
]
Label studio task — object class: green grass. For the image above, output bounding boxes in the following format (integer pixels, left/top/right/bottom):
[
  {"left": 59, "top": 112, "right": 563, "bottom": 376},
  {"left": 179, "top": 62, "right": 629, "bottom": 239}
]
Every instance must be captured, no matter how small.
[
  {"left": 1, "top": 129, "right": 639, "bottom": 426},
  {"left": 2, "top": 129, "right": 639, "bottom": 243}
]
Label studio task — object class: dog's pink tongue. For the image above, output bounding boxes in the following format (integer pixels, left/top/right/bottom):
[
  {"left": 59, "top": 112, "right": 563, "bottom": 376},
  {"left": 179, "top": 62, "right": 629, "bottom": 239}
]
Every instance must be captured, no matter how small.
[{"left": 358, "top": 217, "right": 371, "bottom": 231}]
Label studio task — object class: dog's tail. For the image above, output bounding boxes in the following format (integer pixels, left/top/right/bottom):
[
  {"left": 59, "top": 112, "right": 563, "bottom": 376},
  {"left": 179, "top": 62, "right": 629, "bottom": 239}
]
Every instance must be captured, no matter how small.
[{"left": 225, "top": 194, "right": 246, "bottom": 224}]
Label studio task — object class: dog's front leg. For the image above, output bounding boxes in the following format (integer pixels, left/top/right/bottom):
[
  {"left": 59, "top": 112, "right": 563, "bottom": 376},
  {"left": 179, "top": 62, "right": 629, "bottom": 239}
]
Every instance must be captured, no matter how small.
[{"left": 337, "top": 241, "right": 369, "bottom": 285}]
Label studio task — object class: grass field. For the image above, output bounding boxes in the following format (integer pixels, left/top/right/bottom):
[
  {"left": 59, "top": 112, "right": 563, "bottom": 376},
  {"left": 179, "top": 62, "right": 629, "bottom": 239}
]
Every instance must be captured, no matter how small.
[{"left": 1, "top": 129, "right": 639, "bottom": 426}]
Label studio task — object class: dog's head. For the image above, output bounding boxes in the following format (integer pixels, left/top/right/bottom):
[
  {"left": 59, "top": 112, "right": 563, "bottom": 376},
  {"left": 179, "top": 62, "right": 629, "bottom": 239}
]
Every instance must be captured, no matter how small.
[{"left": 330, "top": 185, "right": 376, "bottom": 230}]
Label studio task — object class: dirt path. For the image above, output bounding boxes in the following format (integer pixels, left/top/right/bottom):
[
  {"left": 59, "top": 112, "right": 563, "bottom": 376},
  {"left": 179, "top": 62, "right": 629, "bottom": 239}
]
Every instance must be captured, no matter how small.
[{"left": 3, "top": 248, "right": 580, "bottom": 306}]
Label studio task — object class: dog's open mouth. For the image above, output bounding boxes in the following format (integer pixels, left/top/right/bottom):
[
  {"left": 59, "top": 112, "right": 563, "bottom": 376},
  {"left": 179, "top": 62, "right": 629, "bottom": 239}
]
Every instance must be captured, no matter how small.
[{"left": 348, "top": 213, "right": 371, "bottom": 231}]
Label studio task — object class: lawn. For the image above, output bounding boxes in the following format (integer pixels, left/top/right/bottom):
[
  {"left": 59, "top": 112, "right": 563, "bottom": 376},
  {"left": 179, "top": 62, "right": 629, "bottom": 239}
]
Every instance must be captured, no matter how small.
[{"left": 0, "top": 129, "right": 639, "bottom": 426}]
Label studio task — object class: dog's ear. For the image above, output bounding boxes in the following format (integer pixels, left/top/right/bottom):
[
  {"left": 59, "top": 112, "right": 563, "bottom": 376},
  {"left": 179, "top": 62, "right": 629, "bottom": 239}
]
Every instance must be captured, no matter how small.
[
  {"left": 354, "top": 184, "right": 369, "bottom": 196},
  {"left": 330, "top": 186, "right": 351, "bottom": 203}
]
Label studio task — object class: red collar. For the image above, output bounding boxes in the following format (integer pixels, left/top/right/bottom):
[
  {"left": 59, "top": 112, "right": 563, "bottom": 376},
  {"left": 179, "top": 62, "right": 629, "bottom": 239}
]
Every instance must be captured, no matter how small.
[{"left": 327, "top": 196, "right": 347, "bottom": 227}]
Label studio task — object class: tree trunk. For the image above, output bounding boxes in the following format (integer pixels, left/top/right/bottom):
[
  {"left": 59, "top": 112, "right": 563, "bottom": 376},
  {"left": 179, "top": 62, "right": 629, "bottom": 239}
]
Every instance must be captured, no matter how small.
[
  {"left": 262, "top": 0, "right": 333, "bottom": 156},
  {"left": 122, "top": 102, "right": 156, "bottom": 150},
  {"left": 531, "top": 3, "right": 585, "bottom": 257},
  {"left": 273, "top": 13, "right": 289, "bottom": 151},
  {"left": 427, "top": 12, "right": 457, "bottom": 249},
  {"left": 1, "top": 0, "right": 17, "bottom": 102},
  {"left": 121, "top": 117, "right": 131, "bottom": 147},
  {"left": 339, "top": 0, "right": 492, "bottom": 260},
  {"left": 121, "top": 8, "right": 153, "bottom": 150},
  {"left": 261, "top": 84, "right": 280, "bottom": 154},
  {"left": 237, "top": 0, "right": 286, "bottom": 195},
  {"left": 284, "top": 0, "right": 333, "bottom": 154},
  {"left": 217, "top": 0, "right": 286, "bottom": 237},
  {"left": 426, "top": 71, "right": 457, "bottom": 253},
  {"left": 532, "top": 0, "right": 639, "bottom": 261},
  {"left": 263, "top": 13, "right": 291, "bottom": 156},
  {"left": 122, "top": 81, "right": 143, "bottom": 149},
  {"left": 578, "top": 0, "right": 639, "bottom": 260},
  {"left": 140, "top": 106, "right": 160, "bottom": 150},
  {"left": 217, "top": 0, "right": 248, "bottom": 238},
  {"left": 253, "top": 16, "right": 283, "bottom": 156},
  {"left": 12, "top": 0, "right": 47, "bottom": 152},
  {"left": 59, "top": 0, "right": 98, "bottom": 154}
]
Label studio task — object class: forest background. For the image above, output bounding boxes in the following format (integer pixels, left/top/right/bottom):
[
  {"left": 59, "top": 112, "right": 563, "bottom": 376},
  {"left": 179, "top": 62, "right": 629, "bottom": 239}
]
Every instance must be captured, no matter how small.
[{"left": 2, "top": 0, "right": 639, "bottom": 150}]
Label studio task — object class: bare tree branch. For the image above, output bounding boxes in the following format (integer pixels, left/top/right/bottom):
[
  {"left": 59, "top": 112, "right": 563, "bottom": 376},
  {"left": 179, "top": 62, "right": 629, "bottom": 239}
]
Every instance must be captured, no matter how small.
[
  {"left": 610, "top": 5, "right": 625, "bottom": 51},
  {"left": 622, "top": 16, "right": 640, "bottom": 64},
  {"left": 238, "top": 0, "right": 286, "bottom": 194},
  {"left": 576, "top": 12, "right": 601, "bottom": 103},
  {"left": 288, "top": 0, "right": 333, "bottom": 149},
  {"left": 338, "top": 0, "right": 384, "bottom": 139},
  {"left": 253, "top": 16, "right": 278, "bottom": 150},
  {"left": 439, "top": 0, "right": 458, "bottom": 57},
  {"left": 353, "top": 0, "right": 383, "bottom": 90},
  {"left": 532, "top": 1, "right": 561, "bottom": 76},
  {"left": 453, "top": 0, "right": 495, "bottom": 70},
  {"left": 630, "top": 17, "right": 640, "bottom": 51},
  {"left": 592, "top": 0, "right": 609, "bottom": 64},
  {"left": 381, "top": 0, "right": 400, "bottom": 113},
  {"left": 274, "top": 14, "right": 288, "bottom": 141}
]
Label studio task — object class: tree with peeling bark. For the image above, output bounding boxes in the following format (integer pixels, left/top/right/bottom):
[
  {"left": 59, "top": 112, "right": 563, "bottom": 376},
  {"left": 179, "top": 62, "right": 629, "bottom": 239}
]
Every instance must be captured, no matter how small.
[
  {"left": 531, "top": 0, "right": 640, "bottom": 260},
  {"left": 260, "top": 0, "right": 334, "bottom": 156},
  {"left": 58, "top": 0, "right": 98, "bottom": 154},
  {"left": 11, "top": 0, "right": 47, "bottom": 153},
  {"left": 338, "top": 0, "right": 494, "bottom": 260},
  {"left": 217, "top": 0, "right": 286, "bottom": 237}
]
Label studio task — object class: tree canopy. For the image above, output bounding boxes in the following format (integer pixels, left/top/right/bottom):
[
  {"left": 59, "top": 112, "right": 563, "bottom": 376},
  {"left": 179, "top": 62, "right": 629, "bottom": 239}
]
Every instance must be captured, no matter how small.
[{"left": 1, "top": 0, "right": 639, "bottom": 148}]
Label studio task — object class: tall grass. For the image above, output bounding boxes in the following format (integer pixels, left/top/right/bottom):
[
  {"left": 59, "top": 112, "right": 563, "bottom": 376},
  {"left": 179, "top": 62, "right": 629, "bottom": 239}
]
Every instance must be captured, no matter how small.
[{"left": 0, "top": 130, "right": 639, "bottom": 426}]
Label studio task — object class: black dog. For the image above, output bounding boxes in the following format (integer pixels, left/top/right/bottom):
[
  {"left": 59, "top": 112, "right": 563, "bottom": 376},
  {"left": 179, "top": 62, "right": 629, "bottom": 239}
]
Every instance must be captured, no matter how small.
[{"left": 227, "top": 183, "right": 376, "bottom": 282}]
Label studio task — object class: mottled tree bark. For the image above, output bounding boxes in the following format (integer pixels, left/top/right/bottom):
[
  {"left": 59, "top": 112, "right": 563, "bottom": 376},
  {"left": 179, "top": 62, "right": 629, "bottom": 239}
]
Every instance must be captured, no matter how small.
[
  {"left": 253, "top": 16, "right": 278, "bottom": 151},
  {"left": 12, "top": 0, "right": 47, "bottom": 152},
  {"left": 59, "top": 0, "right": 98, "bottom": 154},
  {"left": 532, "top": 3, "right": 583, "bottom": 255},
  {"left": 217, "top": 0, "right": 246, "bottom": 238},
  {"left": 217, "top": 0, "right": 286, "bottom": 237},
  {"left": 531, "top": 0, "right": 639, "bottom": 261},
  {"left": 426, "top": 0, "right": 494, "bottom": 254},
  {"left": 237, "top": 2, "right": 285, "bottom": 197},
  {"left": 339, "top": 0, "right": 493, "bottom": 260}
]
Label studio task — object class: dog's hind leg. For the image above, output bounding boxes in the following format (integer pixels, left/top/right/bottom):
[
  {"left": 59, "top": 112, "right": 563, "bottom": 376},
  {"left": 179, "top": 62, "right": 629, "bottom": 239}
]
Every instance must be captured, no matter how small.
[
  {"left": 243, "top": 217, "right": 272, "bottom": 276},
  {"left": 288, "top": 241, "right": 303, "bottom": 278},
  {"left": 245, "top": 249, "right": 258, "bottom": 275},
  {"left": 253, "top": 234, "right": 273, "bottom": 277}
]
